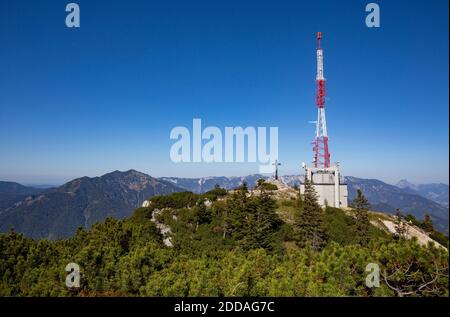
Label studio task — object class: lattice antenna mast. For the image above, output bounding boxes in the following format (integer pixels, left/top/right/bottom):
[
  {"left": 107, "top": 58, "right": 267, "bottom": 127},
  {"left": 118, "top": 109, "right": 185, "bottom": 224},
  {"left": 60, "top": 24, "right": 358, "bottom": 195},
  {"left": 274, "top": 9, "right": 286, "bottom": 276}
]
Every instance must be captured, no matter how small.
[{"left": 313, "top": 32, "right": 330, "bottom": 168}]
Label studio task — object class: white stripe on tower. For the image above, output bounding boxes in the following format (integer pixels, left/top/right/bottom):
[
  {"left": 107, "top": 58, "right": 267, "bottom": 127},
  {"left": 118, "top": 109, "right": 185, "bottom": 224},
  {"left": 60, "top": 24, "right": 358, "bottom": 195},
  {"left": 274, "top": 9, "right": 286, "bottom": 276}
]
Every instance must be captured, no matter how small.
[{"left": 316, "top": 49, "right": 324, "bottom": 80}]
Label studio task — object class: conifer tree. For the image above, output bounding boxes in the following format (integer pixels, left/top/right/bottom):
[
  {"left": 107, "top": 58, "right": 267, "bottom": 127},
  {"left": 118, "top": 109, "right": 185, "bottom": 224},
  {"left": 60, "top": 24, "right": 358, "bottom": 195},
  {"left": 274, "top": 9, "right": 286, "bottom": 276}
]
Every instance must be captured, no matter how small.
[
  {"left": 257, "top": 179, "right": 266, "bottom": 188},
  {"left": 421, "top": 213, "right": 434, "bottom": 233},
  {"left": 352, "top": 189, "right": 371, "bottom": 246},
  {"left": 227, "top": 184, "right": 250, "bottom": 241},
  {"left": 394, "top": 210, "right": 408, "bottom": 239},
  {"left": 193, "top": 200, "right": 211, "bottom": 231},
  {"left": 296, "top": 186, "right": 303, "bottom": 210},
  {"left": 230, "top": 185, "right": 280, "bottom": 251},
  {"left": 237, "top": 198, "right": 258, "bottom": 250},
  {"left": 252, "top": 191, "right": 281, "bottom": 250},
  {"left": 294, "top": 178, "right": 327, "bottom": 251}
]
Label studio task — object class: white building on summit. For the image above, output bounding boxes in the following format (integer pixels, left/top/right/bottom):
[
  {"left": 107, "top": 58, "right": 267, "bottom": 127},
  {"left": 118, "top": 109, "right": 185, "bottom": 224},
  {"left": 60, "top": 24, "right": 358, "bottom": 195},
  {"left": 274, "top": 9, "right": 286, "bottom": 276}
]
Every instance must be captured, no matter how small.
[{"left": 300, "top": 164, "right": 348, "bottom": 208}]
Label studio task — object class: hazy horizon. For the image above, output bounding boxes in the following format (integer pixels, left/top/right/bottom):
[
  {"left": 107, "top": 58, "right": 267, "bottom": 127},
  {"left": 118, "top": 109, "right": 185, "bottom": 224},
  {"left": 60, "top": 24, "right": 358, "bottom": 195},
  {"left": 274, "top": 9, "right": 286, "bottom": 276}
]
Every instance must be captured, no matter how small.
[{"left": 1, "top": 168, "right": 448, "bottom": 188}]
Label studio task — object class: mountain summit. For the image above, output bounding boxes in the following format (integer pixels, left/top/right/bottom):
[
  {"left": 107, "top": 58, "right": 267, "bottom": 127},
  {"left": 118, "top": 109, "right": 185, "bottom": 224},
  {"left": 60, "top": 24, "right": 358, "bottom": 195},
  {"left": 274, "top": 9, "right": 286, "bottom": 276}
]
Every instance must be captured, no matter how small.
[{"left": 396, "top": 179, "right": 418, "bottom": 191}]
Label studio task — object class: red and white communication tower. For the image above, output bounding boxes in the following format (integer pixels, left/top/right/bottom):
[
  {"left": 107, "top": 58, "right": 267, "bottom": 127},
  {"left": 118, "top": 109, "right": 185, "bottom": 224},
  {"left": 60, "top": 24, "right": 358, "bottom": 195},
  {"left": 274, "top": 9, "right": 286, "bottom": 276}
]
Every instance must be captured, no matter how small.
[{"left": 312, "top": 32, "right": 330, "bottom": 168}]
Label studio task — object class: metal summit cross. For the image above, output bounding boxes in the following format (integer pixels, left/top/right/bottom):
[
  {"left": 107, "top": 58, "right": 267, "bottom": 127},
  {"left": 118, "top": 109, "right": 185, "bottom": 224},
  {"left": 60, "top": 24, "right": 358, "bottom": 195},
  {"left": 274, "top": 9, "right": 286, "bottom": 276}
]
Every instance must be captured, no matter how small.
[{"left": 272, "top": 160, "right": 281, "bottom": 180}]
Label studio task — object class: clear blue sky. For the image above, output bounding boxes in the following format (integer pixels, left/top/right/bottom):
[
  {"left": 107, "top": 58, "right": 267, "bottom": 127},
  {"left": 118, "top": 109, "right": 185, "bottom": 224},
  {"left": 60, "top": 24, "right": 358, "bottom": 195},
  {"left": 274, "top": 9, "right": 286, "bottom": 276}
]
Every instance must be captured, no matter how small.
[{"left": 0, "top": 0, "right": 448, "bottom": 185}]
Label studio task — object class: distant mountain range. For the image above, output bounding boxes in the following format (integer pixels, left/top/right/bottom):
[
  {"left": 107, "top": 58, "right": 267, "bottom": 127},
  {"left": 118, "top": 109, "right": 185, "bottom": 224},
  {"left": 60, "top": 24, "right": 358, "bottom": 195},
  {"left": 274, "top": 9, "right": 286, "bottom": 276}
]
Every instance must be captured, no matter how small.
[
  {"left": 0, "top": 171, "right": 448, "bottom": 239},
  {"left": 396, "top": 179, "right": 449, "bottom": 207},
  {"left": 0, "top": 170, "right": 182, "bottom": 239},
  {"left": 159, "top": 174, "right": 264, "bottom": 193}
]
